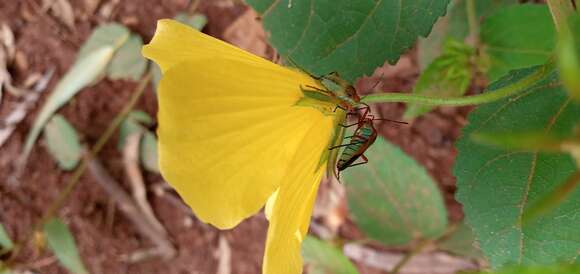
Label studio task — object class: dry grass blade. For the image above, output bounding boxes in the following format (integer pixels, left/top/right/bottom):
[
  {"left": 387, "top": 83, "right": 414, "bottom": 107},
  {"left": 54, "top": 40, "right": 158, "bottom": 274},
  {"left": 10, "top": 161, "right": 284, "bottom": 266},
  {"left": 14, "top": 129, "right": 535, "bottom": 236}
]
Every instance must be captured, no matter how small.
[
  {"left": 216, "top": 235, "right": 232, "bottom": 274},
  {"left": 152, "top": 182, "right": 195, "bottom": 216},
  {"left": 86, "top": 151, "right": 176, "bottom": 260},
  {"left": 343, "top": 243, "right": 480, "bottom": 274},
  {"left": 0, "top": 23, "right": 15, "bottom": 60},
  {"left": 123, "top": 132, "right": 167, "bottom": 236},
  {"left": 0, "top": 46, "right": 7, "bottom": 103},
  {"left": 0, "top": 24, "right": 13, "bottom": 102},
  {"left": 0, "top": 69, "right": 54, "bottom": 148},
  {"left": 41, "top": 0, "right": 75, "bottom": 30},
  {"left": 83, "top": 0, "right": 102, "bottom": 16}
]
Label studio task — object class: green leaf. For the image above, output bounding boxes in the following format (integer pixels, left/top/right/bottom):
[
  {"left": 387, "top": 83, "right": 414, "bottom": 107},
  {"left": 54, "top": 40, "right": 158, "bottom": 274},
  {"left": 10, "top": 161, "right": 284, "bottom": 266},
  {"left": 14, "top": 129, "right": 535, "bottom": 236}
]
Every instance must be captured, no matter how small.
[
  {"left": 405, "top": 39, "right": 474, "bottom": 119},
  {"left": 419, "top": 0, "right": 517, "bottom": 68},
  {"left": 174, "top": 13, "right": 208, "bottom": 30},
  {"left": 118, "top": 110, "right": 153, "bottom": 149},
  {"left": 471, "top": 131, "right": 569, "bottom": 152},
  {"left": 438, "top": 223, "right": 484, "bottom": 259},
  {"left": 43, "top": 218, "right": 89, "bottom": 274},
  {"left": 558, "top": 14, "right": 580, "bottom": 101},
  {"left": 23, "top": 24, "right": 129, "bottom": 160},
  {"left": 476, "top": 264, "right": 580, "bottom": 274},
  {"left": 78, "top": 23, "right": 130, "bottom": 60},
  {"left": 521, "top": 171, "right": 580, "bottom": 226},
  {"left": 140, "top": 131, "right": 159, "bottom": 174},
  {"left": 118, "top": 111, "right": 159, "bottom": 173},
  {"left": 447, "top": 0, "right": 517, "bottom": 40},
  {"left": 43, "top": 115, "right": 82, "bottom": 170},
  {"left": 0, "top": 266, "right": 12, "bottom": 274},
  {"left": 151, "top": 63, "right": 162, "bottom": 90},
  {"left": 245, "top": 0, "right": 450, "bottom": 82},
  {"left": 481, "top": 4, "right": 556, "bottom": 81},
  {"left": 0, "top": 223, "right": 13, "bottom": 251},
  {"left": 302, "top": 236, "right": 360, "bottom": 274},
  {"left": 454, "top": 66, "right": 580, "bottom": 268},
  {"left": 343, "top": 137, "right": 448, "bottom": 245},
  {"left": 108, "top": 34, "right": 147, "bottom": 81}
]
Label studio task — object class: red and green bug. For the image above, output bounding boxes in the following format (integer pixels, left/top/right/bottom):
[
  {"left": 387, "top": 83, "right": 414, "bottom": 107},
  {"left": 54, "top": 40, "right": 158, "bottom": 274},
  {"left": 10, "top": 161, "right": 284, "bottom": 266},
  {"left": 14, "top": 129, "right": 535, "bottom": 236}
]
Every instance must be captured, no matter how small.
[
  {"left": 331, "top": 106, "right": 407, "bottom": 176},
  {"left": 336, "top": 115, "right": 378, "bottom": 172},
  {"left": 299, "top": 72, "right": 361, "bottom": 112},
  {"left": 295, "top": 71, "right": 363, "bottom": 177},
  {"left": 296, "top": 70, "right": 404, "bottom": 177}
]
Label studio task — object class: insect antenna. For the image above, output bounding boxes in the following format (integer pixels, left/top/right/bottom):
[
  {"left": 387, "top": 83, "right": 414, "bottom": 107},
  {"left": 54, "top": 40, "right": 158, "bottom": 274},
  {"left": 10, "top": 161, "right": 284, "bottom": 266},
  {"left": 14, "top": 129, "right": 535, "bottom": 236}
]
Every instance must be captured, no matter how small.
[
  {"left": 285, "top": 57, "right": 321, "bottom": 78},
  {"left": 372, "top": 118, "right": 408, "bottom": 125}
]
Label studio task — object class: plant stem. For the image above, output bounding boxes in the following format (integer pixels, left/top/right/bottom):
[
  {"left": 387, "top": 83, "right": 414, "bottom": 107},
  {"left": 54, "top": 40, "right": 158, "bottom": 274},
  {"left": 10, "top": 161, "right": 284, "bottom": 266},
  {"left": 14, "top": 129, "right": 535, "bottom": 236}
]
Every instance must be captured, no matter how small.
[
  {"left": 390, "top": 238, "right": 433, "bottom": 274},
  {"left": 390, "top": 223, "right": 461, "bottom": 274},
  {"left": 43, "top": 72, "right": 152, "bottom": 223},
  {"left": 547, "top": 0, "right": 576, "bottom": 32},
  {"left": 361, "top": 61, "right": 555, "bottom": 106},
  {"left": 466, "top": 0, "right": 479, "bottom": 46},
  {"left": 7, "top": 73, "right": 152, "bottom": 265}
]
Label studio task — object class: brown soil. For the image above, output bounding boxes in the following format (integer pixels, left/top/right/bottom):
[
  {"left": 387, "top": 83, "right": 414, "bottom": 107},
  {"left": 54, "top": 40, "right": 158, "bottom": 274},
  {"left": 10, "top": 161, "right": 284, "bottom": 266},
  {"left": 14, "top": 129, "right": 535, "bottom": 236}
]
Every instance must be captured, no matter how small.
[{"left": 0, "top": 1, "right": 472, "bottom": 273}]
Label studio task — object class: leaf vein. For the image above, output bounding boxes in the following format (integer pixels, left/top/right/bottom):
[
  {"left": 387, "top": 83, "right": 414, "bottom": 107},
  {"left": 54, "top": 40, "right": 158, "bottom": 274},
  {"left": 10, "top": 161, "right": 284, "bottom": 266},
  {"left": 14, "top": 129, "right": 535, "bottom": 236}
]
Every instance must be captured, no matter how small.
[
  {"left": 516, "top": 97, "right": 572, "bottom": 263},
  {"left": 314, "top": 0, "right": 385, "bottom": 62},
  {"left": 366, "top": 148, "right": 419, "bottom": 236},
  {"left": 262, "top": 0, "right": 282, "bottom": 17},
  {"left": 288, "top": 0, "right": 315, "bottom": 58}
]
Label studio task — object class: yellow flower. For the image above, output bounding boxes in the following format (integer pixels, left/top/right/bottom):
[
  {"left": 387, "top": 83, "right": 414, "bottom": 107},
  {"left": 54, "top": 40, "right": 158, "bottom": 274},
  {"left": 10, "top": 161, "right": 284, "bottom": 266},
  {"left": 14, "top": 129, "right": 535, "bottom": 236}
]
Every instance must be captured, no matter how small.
[{"left": 142, "top": 20, "right": 344, "bottom": 274}]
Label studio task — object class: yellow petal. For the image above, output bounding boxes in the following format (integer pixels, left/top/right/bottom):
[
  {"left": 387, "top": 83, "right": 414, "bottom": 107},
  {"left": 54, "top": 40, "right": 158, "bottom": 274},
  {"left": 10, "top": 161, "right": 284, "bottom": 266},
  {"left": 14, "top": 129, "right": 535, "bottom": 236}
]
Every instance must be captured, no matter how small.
[
  {"left": 263, "top": 115, "right": 335, "bottom": 274},
  {"left": 142, "top": 19, "right": 270, "bottom": 72},
  {"left": 265, "top": 189, "right": 279, "bottom": 221},
  {"left": 157, "top": 58, "right": 330, "bottom": 229}
]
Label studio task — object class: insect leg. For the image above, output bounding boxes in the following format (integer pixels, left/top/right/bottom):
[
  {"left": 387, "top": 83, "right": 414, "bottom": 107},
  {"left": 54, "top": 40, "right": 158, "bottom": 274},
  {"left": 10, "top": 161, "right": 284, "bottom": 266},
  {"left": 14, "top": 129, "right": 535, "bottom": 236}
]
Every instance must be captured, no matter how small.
[
  {"left": 304, "top": 85, "right": 331, "bottom": 94},
  {"left": 344, "top": 154, "right": 369, "bottom": 168},
  {"left": 328, "top": 141, "right": 365, "bottom": 150},
  {"left": 347, "top": 103, "right": 371, "bottom": 119},
  {"left": 333, "top": 105, "right": 347, "bottom": 112},
  {"left": 338, "top": 122, "right": 361, "bottom": 128}
]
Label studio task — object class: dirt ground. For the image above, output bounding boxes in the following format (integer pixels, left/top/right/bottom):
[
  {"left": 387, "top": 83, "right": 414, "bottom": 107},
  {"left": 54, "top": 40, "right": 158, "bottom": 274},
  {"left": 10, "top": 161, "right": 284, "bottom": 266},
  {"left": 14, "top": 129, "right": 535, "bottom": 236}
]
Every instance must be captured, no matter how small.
[{"left": 0, "top": 0, "right": 474, "bottom": 273}]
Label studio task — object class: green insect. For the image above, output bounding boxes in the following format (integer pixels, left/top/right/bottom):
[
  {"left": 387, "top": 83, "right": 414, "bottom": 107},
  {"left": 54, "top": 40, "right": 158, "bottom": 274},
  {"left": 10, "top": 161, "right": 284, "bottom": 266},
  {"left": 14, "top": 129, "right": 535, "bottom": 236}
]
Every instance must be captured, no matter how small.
[
  {"left": 297, "top": 72, "right": 363, "bottom": 178},
  {"left": 331, "top": 107, "right": 406, "bottom": 177},
  {"left": 335, "top": 114, "right": 378, "bottom": 172},
  {"left": 296, "top": 70, "right": 402, "bottom": 177},
  {"left": 298, "top": 72, "right": 361, "bottom": 114}
]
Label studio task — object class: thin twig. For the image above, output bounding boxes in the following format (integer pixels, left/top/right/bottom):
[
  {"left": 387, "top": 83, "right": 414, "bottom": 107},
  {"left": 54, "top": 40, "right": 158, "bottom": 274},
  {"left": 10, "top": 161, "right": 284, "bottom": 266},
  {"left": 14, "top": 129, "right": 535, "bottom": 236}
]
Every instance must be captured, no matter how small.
[
  {"left": 7, "top": 73, "right": 152, "bottom": 265},
  {"left": 152, "top": 182, "right": 195, "bottom": 216},
  {"left": 123, "top": 132, "right": 167, "bottom": 235},
  {"left": 344, "top": 242, "right": 479, "bottom": 274},
  {"left": 215, "top": 235, "right": 232, "bottom": 274},
  {"left": 391, "top": 223, "right": 461, "bottom": 274},
  {"left": 0, "top": 69, "right": 54, "bottom": 148},
  {"left": 85, "top": 152, "right": 176, "bottom": 259},
  {"left": 42, "top": 73, "right": 152, "bottom": 227},
  {"left": 390, "top": 239, "right": 433, "bottom": 274},
  {"left": 465, "top": 0, "right": 479, "bottom": 47}
]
